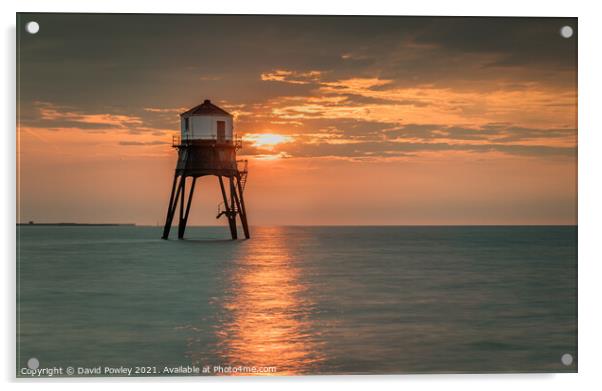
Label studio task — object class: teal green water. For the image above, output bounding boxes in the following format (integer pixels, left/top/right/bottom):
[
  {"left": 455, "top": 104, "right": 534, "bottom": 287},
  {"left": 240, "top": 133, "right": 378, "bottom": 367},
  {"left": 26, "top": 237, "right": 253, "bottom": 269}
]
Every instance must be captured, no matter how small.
[{"left": 17, "top": 226, "right": 577, "bottom": 376}]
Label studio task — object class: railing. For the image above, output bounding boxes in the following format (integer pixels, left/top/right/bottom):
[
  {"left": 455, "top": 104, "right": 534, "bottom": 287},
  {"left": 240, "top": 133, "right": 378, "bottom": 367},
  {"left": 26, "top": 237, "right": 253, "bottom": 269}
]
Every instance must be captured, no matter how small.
[
  {"left": 172, "top": 135, "right": 183, "bottom": 147},
  {"left": 236, "top": 159, "right": 248, "bottom": 174},
  {"left": 172, "top": 134, "right": 243, "bottom": 149}
]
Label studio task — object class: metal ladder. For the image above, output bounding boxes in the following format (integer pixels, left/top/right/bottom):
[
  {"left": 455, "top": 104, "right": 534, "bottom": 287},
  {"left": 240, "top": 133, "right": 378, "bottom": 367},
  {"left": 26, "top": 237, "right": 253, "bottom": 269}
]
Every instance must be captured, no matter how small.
[
  {"left": 216, "top": 160, "right": 248, "bottom": 218},
  {"left": 237, "top": 160, "right": 248, "bottom": 192}
]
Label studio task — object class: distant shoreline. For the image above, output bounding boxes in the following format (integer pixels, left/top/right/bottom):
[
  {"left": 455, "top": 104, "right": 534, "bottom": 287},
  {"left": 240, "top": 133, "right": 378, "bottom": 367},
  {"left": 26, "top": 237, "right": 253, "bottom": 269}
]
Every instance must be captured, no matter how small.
[
  {"left": 17, "top": 223, "right": 136, "bottom": 227},
  {"left": 16, "top": 224, "right": 576, "bottom": 227}
]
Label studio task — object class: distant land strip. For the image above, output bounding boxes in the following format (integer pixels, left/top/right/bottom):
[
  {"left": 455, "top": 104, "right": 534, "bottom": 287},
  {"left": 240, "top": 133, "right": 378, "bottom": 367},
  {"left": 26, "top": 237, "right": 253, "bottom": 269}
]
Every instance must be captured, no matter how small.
[{"left": 17, "top": 223, "right": 136, "bottom": 226}]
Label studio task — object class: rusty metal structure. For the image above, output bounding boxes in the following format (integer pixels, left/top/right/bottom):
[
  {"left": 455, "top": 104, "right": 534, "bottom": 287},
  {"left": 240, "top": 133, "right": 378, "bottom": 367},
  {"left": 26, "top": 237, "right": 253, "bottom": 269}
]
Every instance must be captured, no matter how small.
[{"left": 161, "top": 100, "right": 249, "bottom": 240}]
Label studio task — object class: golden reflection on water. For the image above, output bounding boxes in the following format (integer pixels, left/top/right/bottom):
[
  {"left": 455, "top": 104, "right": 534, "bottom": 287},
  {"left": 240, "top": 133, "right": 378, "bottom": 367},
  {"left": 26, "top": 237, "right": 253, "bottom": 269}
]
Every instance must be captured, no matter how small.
[{"left": 214, "top": 227, "right": 324, "bottom": 375}]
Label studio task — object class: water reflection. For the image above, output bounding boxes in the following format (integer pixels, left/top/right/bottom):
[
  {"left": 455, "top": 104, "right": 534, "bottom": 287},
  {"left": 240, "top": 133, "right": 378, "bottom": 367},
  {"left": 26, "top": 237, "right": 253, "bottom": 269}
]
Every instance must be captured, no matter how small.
[
  {"left": 215, "top": 227, "right": 323, "bottom": 375},
  {"left": 188, "top": 227, "right": 324, "bottom": 375}
]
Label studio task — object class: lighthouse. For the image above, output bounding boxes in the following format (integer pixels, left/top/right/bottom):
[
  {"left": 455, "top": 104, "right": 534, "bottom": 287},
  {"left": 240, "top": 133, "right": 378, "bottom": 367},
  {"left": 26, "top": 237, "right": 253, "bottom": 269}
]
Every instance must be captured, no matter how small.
[{"left": 161, "top": 99, "right": 250, "bottom": 240}]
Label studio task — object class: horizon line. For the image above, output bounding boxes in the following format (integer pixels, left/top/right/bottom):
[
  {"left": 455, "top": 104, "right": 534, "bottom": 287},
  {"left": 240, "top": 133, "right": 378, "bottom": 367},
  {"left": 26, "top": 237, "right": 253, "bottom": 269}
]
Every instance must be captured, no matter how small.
[{"left": 16, "top": 222, "right": 578, "bottom": 227}]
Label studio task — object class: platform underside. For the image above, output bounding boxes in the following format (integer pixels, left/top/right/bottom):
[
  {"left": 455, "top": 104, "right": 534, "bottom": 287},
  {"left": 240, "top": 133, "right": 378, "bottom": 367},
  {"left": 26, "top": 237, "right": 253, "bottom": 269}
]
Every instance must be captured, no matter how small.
[
  {"left": 176, "top": 144, "right": 238, "bottom": 173},
  {"left": 162, "top": 170, "right": 249, "bottom": 240},
  {"left": 175, "top": 169, "right": 239, "bottom": 177}
]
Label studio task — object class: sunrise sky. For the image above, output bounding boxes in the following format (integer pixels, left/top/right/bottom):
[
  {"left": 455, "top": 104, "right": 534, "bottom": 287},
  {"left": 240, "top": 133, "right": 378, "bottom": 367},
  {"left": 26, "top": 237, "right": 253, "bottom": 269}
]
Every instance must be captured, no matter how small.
[{"left": 17, "top": 14, "right": 577, "bottom": 225}]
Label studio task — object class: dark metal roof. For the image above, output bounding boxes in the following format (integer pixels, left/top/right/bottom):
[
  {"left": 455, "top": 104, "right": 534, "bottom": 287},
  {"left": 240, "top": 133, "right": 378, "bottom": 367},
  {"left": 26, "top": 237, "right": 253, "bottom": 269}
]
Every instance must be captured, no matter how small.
[{"left": 180, "top": 99, "right": 232, "bottom": 117}]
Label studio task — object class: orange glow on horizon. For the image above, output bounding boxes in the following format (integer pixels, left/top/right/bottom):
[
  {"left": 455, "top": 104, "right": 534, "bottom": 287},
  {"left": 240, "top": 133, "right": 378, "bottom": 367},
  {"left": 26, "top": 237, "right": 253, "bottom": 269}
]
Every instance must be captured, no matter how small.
[{"left": 244, "top": 133, "right": 294, "bottom": 149}]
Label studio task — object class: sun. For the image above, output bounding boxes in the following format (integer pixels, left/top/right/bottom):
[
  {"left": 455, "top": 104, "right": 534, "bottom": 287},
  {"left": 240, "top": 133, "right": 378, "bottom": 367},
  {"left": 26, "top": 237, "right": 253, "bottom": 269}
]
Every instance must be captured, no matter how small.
[{"left": 244, "top": 133, "right": 293, "bottom": 149}]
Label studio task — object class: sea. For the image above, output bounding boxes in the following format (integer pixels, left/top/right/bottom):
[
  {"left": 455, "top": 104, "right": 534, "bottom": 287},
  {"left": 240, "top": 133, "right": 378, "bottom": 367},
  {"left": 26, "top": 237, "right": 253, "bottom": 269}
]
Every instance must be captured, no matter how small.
[{"left": 16, "top": 225, "right": 577, "bottom": 376}]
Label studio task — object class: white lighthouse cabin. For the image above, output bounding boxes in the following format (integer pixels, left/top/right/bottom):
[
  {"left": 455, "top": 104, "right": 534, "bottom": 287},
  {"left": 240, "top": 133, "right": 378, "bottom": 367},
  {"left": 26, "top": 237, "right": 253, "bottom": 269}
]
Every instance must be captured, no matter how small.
[{"left": 179, "top": 99, "right": 234, "bottom": 143}]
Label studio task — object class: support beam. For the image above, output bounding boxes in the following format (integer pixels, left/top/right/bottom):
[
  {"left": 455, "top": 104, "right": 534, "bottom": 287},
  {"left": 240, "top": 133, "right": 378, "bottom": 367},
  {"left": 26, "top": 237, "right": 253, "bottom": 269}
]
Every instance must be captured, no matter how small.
[
  {"left": 162, "top": 172, "right": 182, "bottom": 239},
  {"left": 231, "top": 177, "right": 245, "bottom": 238},
  {"left": 229, "top": 176, "right": 239, "bottom": 240},
  {"left": 235, "top": 173, "right": 250, "bottom": 239},
  {"left": 177, "top": 176, "right": 187, "bottom": 239},
  {"left": 178, "top": 176, "right": 196, "bottom": 239},
  {"left": 218, "top": 176, "right": 237, "bottom": 240},
  {"left": 184, "top": 177, "right": 196, "bottom": 223}
]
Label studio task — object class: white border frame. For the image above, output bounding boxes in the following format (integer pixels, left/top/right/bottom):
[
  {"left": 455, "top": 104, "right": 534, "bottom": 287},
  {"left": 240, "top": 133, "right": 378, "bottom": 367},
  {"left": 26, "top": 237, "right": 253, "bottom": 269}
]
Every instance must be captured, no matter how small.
[{"left": 3, "top": 1, "right": 600, "bottom": 390}]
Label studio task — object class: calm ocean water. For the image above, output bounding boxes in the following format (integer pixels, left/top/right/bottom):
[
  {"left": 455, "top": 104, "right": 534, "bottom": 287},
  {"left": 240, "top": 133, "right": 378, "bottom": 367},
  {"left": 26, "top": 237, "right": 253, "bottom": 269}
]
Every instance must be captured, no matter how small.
[{"left": 17, "top": 226, "right": 577, "bottom": 376}]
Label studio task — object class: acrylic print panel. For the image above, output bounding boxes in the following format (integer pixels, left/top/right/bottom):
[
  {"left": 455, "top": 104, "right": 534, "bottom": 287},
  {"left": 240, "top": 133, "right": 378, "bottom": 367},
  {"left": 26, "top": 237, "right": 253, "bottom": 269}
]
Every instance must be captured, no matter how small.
[{"left": 16, "top": 13, "right": 577, "bottom": 377}]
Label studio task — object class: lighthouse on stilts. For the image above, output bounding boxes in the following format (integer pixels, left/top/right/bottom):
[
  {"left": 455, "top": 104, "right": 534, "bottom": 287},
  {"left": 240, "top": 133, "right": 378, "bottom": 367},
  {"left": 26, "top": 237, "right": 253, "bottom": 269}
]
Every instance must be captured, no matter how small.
[{"left": 161, "top": 99, "right": 250, "bottom": 240}]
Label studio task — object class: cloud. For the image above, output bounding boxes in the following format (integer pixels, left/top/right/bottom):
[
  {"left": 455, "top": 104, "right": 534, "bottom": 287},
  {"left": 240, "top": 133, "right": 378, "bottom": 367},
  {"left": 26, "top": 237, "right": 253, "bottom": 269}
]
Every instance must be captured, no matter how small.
[
  {"left": 18, "top": 15, "right": 576, "bottom": 162},
  {"left": 384, "top": 123, "right": 576, "bottom": 144},
  {"left": 22, "top": 102, "right": 175, "bottom": 138},
  {"left": 236, "top": 116, "right": 576, "bottom": 159},
  {"left": 260, "top": 69, "right": 323, "bottom": 85},
  {"left": 118, "top": 140, "right": 168, "bottom": 146},
  {"left": 32, "top": 102, "right": 143, "bottom": 129},
  {"left": 240, "top": 137, "right": 576, "bottom": 160},
  {"left": 321, "top": 78, "right": 393, "bottom": 91},
  {"left": 199, "top": 75, "right": 222, "bottom": 81},
  {"left": 257, "top": 76, "right": 576, "bottom": 130},
  {"left": 143, "top": 107, "right": 185, "bottom": 113}
]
